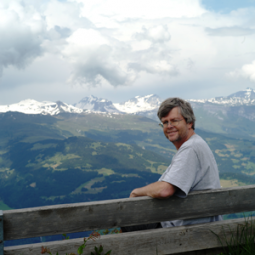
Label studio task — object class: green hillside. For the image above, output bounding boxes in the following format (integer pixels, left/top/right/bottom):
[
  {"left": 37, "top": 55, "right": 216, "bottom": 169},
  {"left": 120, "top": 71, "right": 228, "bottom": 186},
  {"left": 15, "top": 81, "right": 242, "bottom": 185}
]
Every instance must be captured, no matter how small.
[
  {"left": 194, "top": 106, "right": 255, "bottom": 138},
  {"left": 0, "top": 134, "right": 169, "bottom": 209},
  {"left": 195, "top": 129, "right": 255, "bottom": 187},
  {"left": 1, "top": 111, "right": 255, "bottom": 210}
]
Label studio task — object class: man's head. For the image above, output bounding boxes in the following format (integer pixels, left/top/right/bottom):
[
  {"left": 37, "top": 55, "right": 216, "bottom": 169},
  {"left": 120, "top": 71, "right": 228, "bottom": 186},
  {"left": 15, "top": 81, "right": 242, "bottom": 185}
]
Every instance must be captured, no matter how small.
[{"left": 157, "top": 97, "right": 196, "bottom": 130}]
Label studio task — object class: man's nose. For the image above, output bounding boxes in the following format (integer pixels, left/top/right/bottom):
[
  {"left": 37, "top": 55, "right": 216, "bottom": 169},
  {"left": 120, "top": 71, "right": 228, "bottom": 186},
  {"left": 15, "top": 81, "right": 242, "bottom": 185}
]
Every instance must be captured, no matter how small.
[{"left": 166, "top": 122, "right": 174, "bottom": 127}]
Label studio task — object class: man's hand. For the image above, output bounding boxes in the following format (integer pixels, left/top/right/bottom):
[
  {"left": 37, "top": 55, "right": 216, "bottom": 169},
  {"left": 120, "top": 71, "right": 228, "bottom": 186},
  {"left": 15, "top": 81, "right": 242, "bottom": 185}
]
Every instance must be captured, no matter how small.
[
  {"left": 129, "top": 181, "right": 176, "bottom": 199},
  {"left": 129, "top": 189, "right": 140, "bottom": 198}
]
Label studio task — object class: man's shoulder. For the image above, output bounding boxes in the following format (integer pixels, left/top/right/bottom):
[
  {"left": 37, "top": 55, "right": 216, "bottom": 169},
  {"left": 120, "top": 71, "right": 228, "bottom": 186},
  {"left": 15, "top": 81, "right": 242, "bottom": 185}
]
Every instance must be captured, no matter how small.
[
  {"left": 181, "top": 134, "right": 206, "bottom": 149},
  {"left": 179, "top": 134, "right": 212, "bottom": 157}
]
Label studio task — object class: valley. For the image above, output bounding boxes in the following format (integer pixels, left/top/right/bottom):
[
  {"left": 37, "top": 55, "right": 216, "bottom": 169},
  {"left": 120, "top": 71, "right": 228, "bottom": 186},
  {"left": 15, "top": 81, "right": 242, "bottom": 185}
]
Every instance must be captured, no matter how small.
[
  {"left": 1, "top": 88, "right": 255, "bottom": 211},
  {"left": 1, "top": 111, "right": 255, "bottom": 211}
]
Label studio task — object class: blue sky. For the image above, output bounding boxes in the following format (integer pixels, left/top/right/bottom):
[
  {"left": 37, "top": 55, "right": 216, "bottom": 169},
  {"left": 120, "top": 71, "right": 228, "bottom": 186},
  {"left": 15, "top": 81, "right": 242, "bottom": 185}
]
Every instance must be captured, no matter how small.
[
  {"left": 0, "top": 0, "right": 255, "bottom": 105},
  {"left": 202, "top": 0, "right": 255, "bottom": 13}
]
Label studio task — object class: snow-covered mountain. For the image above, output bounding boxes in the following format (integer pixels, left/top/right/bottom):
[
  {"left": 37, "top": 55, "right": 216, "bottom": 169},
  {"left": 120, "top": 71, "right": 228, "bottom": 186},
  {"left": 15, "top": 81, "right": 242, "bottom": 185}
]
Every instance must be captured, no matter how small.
[
  {"left": 1, "top": 87, "right": 255, "bottom": 117},
  {"left": 74, "top": 95, "right": 121, "bottom": 113},
  {"left": 189, "top": 87, "right": 255, "bottom": 106},
  {"left": 113, "top": 94, "right": 161, "bottom": 114},
  {"left": 0, "top": 99, "right": 83, "bottom": 115},
  {"left": 188, "top": 87, "right": 255, "bottom": 123}
]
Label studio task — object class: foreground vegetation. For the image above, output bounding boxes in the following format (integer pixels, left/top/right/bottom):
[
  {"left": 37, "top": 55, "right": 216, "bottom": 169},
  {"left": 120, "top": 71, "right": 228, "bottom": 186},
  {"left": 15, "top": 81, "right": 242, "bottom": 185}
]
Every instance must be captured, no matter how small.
[
  {"left": 41, "top": 231, "right": 114, "bottom": 255},
  {"left": 214, "top": 216, "right": 255, "bottom": 255}
]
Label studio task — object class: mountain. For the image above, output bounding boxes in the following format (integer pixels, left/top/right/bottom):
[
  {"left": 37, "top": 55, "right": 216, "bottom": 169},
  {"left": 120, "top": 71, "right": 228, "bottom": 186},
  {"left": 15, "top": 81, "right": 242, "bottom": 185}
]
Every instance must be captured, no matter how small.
[
  {"left": 189, "top": 87, "right": 255, "bottom": 106},
  {"left": 188, "top": 88, "right": 255, "bottom": 136},
  {"left": 113, "top": 94, "right": 162, "bottom": 113},
  {"left": 1, "top": 87, "right": 255, "bottom": 116},
  {"left": 0, "top": 112, "right": 171, "bottom": 209},
  {"left": 1, "top": 111, "right": 255, "bottom": 211},
  {"left": 1, "top": 88, "right": 255, "bottom": 137},
  {"left": 0, "top": 99, "right": 83, "bottom": 115},
  {"left": 74, "top": 95, "right": 121, "bottom": 113},
  {"left": 73, "top": 88, "right": 255, "bottom": 126}
]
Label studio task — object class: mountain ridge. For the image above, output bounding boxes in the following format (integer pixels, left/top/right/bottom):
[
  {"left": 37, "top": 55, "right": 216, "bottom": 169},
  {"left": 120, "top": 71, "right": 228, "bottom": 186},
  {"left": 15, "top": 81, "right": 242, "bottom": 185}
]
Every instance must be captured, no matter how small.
[
  {"left": 1, "top": 87, "right": 255, "bottom": 117},
  {"left": 0, "top": 99, "right": 84, "bottom": 116},
  {"left": 189, "top": 87, "right": 255, "bottom": 106}
]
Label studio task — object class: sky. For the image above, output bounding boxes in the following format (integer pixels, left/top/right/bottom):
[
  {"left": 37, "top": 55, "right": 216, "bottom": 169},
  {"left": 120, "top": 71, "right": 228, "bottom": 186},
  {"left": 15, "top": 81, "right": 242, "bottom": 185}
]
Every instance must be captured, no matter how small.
[{"left": 0, "top": 0, "right": 255, "bottom": 105}]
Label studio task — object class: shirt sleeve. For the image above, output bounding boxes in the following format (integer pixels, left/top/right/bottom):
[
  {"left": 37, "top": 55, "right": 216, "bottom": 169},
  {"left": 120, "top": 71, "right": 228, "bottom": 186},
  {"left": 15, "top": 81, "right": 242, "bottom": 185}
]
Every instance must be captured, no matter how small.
[{"left": 159, "top": 146, "right": 200, "bottom": 198}]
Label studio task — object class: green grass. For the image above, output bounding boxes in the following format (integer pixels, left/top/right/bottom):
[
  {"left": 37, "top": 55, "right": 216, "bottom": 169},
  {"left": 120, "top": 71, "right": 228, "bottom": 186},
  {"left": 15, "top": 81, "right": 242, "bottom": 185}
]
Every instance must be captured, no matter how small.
[
  {"left": 54, "top": 113, "right": 160, "bottom": 136},
  {"left": 213, "top": 216, "right": 255, "bottom": 255},
  {"left": 97, "top": 168, "right": 115, "bottom": 176},
  {"left": 0, "top": 201, "right": 13, "bottom": 210}
]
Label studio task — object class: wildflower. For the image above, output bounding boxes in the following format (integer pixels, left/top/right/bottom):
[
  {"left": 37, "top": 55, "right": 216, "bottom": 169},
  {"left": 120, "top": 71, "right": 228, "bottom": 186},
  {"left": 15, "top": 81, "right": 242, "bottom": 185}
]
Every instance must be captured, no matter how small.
[
  {"left": 88, "top": 231, "right": 101, "bottom": 241},
  {"left": 41, "top": 246, "right": 51, "bottom": 254}
]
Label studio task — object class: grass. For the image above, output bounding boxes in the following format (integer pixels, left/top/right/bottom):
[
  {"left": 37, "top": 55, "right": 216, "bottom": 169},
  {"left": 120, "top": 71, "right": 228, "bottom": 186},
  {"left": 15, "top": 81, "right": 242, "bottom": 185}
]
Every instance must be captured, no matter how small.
[
  {"left": 41, "top": 231, "right": 112, "bottom": 255},
  {"left": 90, "top": 142, "right": 102, "bottom": 150},
  {"left": 213, "top": 216, "right": 255, "bottom": 255},
  {"left": 220, "top": 179, "right": 239, "bottom": 188},
  {"left": 41, "top": 153, "right": 81, "bottom": 171},
  {"left": 220, "top": 178, "right": 247, "bottom": 188},
  {"left": 157, "top": 165, "right": 168, "bottom": 174},
  {"left": 54, "top": 113, "right": 160, "bottom": 136},
  {"left": 97, "top": 168, "right": 115, "bottom": 176},
  {"left": 78, "top": 177, "right": 106, "bottom": 194},
  {"left": 0, "top": 201, "right": 13, "bottom": 210}
]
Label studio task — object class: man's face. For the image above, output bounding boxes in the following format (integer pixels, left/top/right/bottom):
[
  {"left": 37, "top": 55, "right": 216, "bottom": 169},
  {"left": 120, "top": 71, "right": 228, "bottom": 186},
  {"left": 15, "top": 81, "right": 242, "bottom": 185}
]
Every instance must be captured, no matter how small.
[{"left": 161, "top": 107, "right": 193, "bottom": 149}]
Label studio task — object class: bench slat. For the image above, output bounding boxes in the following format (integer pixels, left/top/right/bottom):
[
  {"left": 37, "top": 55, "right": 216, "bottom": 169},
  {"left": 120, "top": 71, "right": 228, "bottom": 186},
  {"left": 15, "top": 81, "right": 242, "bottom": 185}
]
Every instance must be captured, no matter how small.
[
  {"left": 0, "top": 210, "right": 3, "bottom": 255},
  {"left": 4, "top": 185, "right": 255, "bottom": 240},
  {"left": 4, "top": 217, "right": 253, "bottom": 255}
]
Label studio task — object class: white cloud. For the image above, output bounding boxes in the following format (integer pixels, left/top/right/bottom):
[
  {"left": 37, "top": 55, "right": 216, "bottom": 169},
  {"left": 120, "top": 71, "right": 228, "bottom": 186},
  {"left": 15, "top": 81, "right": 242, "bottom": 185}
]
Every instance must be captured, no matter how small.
[
  {"left": 77, "top": 0, "right": 207, "bottom": 27},
  {"left": 242, "top": 61, "right": 255, "bottom": 82},
  {"left": 206, "top": 26, "right": 255, "bottom": 36},
  {"left": 63, "top": 28, "right": 137, "bottom": 87},
  {"left": 228, "top": 60, "right": 255, "bottom": 82},
  {"left": 62, "top": 24, "right": 178, "bottom": 86},
  {"left": 0, "top": 1, "right": 46, "bottom": 74},
  {"left": 1, "top": 0, "right": 255, "bottom": 102},
  {"left": 134, "top": 25, "right": 171, "bottom": 43},
  {"left": 44, "top": 0, "right": 92, "bottom": 30}
]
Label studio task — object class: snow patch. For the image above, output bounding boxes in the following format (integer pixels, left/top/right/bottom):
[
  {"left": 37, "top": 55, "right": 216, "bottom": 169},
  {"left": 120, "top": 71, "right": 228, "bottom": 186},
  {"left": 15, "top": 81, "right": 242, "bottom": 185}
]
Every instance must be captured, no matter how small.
[{"left": 0, "top": 99, "right": 83, "bottom": 115}]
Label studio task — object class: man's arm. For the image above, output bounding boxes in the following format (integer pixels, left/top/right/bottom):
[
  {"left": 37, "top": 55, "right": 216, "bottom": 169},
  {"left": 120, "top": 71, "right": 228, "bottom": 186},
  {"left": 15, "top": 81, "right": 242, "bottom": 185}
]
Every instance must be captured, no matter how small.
[{"left": 130, "top": 181, "right": 176, "bottom": 198}]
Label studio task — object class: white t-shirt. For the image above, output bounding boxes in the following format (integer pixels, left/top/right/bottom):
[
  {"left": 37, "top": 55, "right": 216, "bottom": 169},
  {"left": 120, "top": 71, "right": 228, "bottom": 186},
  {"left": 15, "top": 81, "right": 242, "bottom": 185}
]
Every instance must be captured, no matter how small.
[{"left": 159, "top": 134, "right": 222, "bottom": 227}]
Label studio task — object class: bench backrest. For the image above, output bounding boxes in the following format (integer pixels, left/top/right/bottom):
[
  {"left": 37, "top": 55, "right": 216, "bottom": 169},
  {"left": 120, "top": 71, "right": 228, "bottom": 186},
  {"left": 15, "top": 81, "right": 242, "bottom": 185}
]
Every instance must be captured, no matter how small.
[{"left": 1, "top": 185, "right": 255, "bottom": 255}]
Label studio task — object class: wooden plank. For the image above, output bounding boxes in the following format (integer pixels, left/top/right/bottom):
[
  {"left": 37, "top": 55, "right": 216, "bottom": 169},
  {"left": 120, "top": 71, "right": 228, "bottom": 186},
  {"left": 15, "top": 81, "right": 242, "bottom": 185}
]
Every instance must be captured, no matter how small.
[
  {"left": 4, "top": 217, "right": 254, "bottom": 255},
  {"left": 0, "top": 211, "right": 3, "bottom": 255},
  {"left": 4, "top": 185, "right": 255, "bottom": 240},
  {"left": 172, "top": 248, "right": 225, "bottom": 255}
]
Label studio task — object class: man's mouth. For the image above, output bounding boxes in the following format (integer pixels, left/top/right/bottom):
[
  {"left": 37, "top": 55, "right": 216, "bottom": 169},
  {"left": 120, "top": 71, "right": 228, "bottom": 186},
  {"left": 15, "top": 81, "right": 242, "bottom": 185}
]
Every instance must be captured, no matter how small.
[
  {"left": 167, "top": 130, "right": 177, "bottom": 135},
  {"left": 167, "top": 131, "right": 177, "bottom": 138}
]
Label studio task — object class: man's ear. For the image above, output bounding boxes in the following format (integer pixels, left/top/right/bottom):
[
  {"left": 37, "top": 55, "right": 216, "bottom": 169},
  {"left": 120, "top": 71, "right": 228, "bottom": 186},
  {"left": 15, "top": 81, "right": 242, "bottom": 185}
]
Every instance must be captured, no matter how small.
[{"left": 188, "top": 122, "right": 193, "bottom": 129}]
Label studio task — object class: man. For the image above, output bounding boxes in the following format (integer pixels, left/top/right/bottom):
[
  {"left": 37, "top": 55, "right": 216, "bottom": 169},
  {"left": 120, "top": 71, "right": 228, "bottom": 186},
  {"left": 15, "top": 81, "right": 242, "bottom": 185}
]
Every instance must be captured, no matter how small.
[{"left": 122, "top": 97, "right": 222, "bottom": 231}]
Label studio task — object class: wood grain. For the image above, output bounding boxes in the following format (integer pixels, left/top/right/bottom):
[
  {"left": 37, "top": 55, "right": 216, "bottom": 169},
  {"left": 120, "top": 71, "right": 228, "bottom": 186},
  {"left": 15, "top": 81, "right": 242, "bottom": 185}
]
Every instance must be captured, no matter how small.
[
  {"left": 4, "top": 217, "right": 254, "bottom": 255},
  {"left": 0, "top": 210, "right": 3, "bottom": 255},
  {"left": 3, "top": 185, "right": 255, "bottom": 240}
]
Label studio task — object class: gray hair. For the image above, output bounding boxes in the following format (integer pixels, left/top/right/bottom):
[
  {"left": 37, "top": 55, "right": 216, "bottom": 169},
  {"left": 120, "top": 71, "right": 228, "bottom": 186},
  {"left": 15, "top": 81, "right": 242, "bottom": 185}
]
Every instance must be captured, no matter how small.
[{"left": 157, "top": 97, "right": 196, "bottom": 130}]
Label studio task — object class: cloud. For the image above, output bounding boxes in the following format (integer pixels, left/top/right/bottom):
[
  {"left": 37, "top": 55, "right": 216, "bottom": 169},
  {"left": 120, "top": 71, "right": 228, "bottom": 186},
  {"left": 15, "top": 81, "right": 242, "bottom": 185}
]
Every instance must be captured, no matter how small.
[
  {"left": 63, "top": 28, "right": 137, "bottom": 87},
  {"left": 77, "top": 0, "right": 206, "bottom": 27},
  {"left": 63, "top": 25, "right": 178, "bottom": 87},
  {"left": 0, "top": 0, "right": 91, "bottom": 76},
  {"left": 134, "top": 25, "right": 171, "bottom": 43},
  {"left": 1, "top": 0, "right": 255, "bottom": 97},
  {"left": 0, "top": 1, "right": 46, "bottom": 75},
  {"left": 128, "top": 46, "right": 178, "bottom": 76},
  {"left": 44, "top": 0, "right": 92, "bottom": 30},
  {"left": 206, "top": 26, "right": 255, "bottom": 36},
  {"left": 228, "top": 60, "right": 255, "bottom": 82},
  {"left": 240, "top": 61, "right": 255, "bottom": 82}
]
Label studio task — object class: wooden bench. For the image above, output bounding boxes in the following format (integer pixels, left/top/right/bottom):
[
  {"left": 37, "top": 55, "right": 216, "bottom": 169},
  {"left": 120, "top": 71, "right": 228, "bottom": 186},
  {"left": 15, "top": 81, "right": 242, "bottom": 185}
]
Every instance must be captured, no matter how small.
[{"left": 1, "top": 185, "right": 255, "bottom": 255}]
